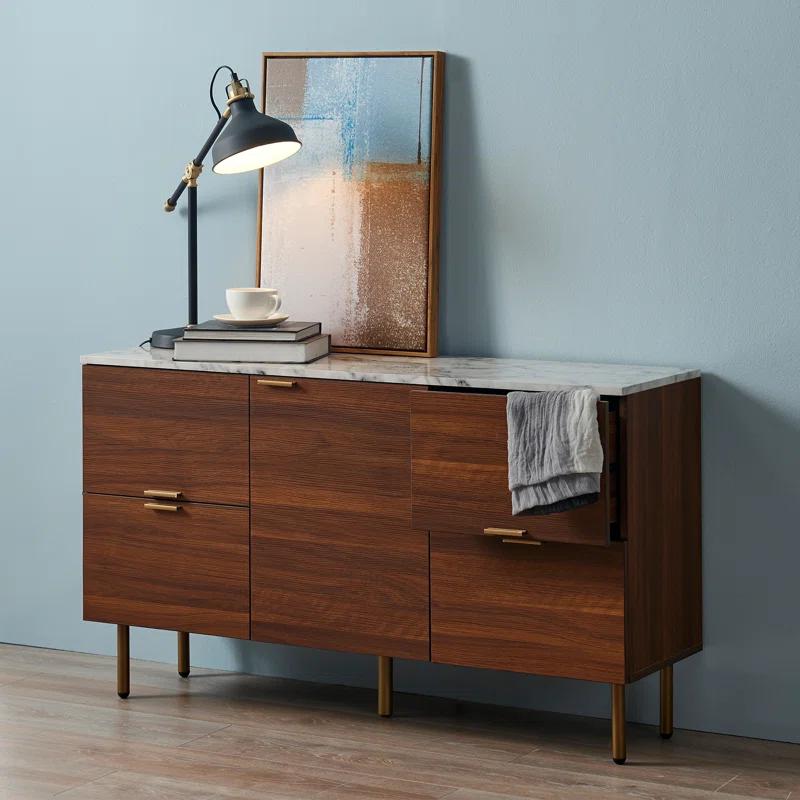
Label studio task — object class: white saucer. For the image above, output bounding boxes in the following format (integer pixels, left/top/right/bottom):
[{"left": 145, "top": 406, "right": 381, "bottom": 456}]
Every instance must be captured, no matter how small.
[{"left": 213, "top": 313, "right": 290, "bottom": 328}]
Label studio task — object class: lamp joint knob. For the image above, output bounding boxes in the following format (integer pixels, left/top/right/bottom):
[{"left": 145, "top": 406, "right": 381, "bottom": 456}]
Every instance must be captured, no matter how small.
[{"left": 182, "top": 161, "right": 203, "bottom": 187}]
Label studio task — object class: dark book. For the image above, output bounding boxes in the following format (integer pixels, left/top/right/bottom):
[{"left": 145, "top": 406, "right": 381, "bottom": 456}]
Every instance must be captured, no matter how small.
[
  {"left": 184, "top": 320, "right": 322, "bottom": 342},
  {"left": 173, "top": 334, "right": 330, "bottom": 364}
]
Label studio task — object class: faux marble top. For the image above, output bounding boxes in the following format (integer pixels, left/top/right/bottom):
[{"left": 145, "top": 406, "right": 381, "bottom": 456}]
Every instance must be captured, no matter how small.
[{"left": 80, "top": 348, "right": 699, "bottom": 396}]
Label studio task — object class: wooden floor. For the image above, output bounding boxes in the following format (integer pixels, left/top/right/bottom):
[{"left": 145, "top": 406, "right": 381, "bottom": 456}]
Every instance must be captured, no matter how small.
[{"left": 0, "top": 644, "right": 797, "bottom": 799}]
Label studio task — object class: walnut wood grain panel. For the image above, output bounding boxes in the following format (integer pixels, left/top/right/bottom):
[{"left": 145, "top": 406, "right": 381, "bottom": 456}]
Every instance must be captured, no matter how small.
[
  {"left": 83, "top": 494, "right": 249, "bottom": 638},
  {"left": 251, "top": 521, "right": 429, "bottom": 659},
  {"left": 411, "top": 391, "right": 613, "bottom": 546},
  {"left": 83, "top": 366, "right": 249, "bottom": 506},
  {"left": 250, "top": 378, "right": 429, "bottom": 659},
  {"left": 430, "top": 532, "right": 625, "bottom": 682},
  {"left": 622, "top": 378, "right": 702, "bottom": 679}
]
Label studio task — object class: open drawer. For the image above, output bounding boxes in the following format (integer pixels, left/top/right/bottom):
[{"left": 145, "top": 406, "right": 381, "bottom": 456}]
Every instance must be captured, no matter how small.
[{"left": 411, "top": 390, "right": 617, "bottom": 546}]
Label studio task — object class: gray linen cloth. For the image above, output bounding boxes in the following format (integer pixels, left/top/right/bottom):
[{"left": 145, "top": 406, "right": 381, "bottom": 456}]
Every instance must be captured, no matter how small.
[{"left": 507, "top": 388, "right": 603, "bottom": 515}]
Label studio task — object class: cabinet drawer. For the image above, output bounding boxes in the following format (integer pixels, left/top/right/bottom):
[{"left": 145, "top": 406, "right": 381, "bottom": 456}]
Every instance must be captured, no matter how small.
[
  {"left": 250, "top": 377, "right": 413, "bottom": 525},
  {"left": 430, "top": 532, "right": 625, "bottom": 683},
  {"left": 83, "top": 366, "right": 249, "bottom": 506},
  {"left": 83, "top": 494, "right": 249, "bottom": 638},
  {"left": 412, "top": 390, "right": 615, "bottom": 546}
]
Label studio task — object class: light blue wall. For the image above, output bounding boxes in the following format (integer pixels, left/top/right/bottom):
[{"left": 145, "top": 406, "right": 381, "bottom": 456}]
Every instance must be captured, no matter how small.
[{"left": 1, "top": 0, "right": 798, "bottom": 743}]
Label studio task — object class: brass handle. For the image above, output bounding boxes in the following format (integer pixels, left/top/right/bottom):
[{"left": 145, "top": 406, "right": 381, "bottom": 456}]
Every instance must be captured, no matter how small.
[
  {"left": 256, "top": 379, "right": 297, "bottom": 388},
  {"left": 143, "top": 502, "right": 180, "bottom": 512},
  {"left": 143, "top": 489, "right": 182, "bottom": 499},
  {"left": 483, "top": 527, "right": 527, "bottom": 538},
  {"left": 502, "top": 538, "right": 543, "bottom": 546}
]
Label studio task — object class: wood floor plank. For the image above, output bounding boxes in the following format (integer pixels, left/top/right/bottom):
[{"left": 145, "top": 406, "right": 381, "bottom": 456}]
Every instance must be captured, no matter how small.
[
  {"left": 55, "top": 771, "right": 309, "bottom": 799},
  {"left": 0, "top": 769, "right": 115, "bottom": 800},
  {"left": 0, "top": 692, "right": 229, "bottom": 747},
  {"left": 2, "top": 673, "right": 533, "bottom": 764},
  {"left": 441, "top": 787, "right": 779, "bottom": 800},
  {"left": 719, "top": 772, "right": 800, "bottom": 799},
  {"left": 513, "top": 727, "right": 800, "bottom": 796},
  {"left": 55, "top": 767, "right": 453, "bottom": 800},
  {"left": 0, "top": 644, "right": 798, "bottom": 800},
  {"left": 1, "top": 716, "right": 455, "bottom": 800},
  {"left": 179, "top": 723, "right": 785, "bottom": 800},
  {"left": 0, "top": 732, "right": 115, "bottom": 800},
  {"left": 0, "top": 666, "right": 32, "bottom": 687}
]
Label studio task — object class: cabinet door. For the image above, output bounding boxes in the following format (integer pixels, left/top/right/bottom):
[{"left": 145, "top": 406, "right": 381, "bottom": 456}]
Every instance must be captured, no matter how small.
[
  {"left": 431, "top": 532, "right": 625, "bottom": 683},
  {"left": 250, "top": 378, "right": 429, "bottom": 660},
  {"left": 412, "top": 391, "right": 615, "bottom": 546},
  {"left": 83, "top": 494, "right": 249, "bottom": 638},
  {"left": 83, "top": 366, "right": 249, "bottom": 506}
]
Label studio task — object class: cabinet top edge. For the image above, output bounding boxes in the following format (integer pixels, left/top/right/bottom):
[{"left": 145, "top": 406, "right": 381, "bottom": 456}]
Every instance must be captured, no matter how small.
[{"left": 80, "top": 349, "right": 700, "bottom": 396}]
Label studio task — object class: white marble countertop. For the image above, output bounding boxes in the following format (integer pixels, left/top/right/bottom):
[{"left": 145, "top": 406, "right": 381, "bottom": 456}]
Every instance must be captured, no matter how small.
[{"left": 80, "top": 348, "right": 699, "bottom": 395}]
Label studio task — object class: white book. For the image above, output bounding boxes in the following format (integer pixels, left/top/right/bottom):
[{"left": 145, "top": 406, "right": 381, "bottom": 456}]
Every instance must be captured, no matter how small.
[{"left": 173, "top": 334, "right": 330, "bottom": 363}]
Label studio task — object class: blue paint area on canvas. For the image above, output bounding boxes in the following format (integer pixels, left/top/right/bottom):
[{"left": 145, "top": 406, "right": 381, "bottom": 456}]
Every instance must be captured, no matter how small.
[{"left": 301, "top": 56, "right": 433, "bottom": 177}]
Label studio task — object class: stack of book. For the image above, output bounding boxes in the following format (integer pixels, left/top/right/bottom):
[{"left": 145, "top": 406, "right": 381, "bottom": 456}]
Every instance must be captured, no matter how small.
[{"left": 173, "top": 320, "right": 329, "bottom": 363}]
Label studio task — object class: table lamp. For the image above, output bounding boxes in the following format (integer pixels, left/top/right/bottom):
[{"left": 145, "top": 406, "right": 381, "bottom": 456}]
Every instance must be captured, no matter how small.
[{"left": 151, "top": 64, "right": 301, "bottom": 349}]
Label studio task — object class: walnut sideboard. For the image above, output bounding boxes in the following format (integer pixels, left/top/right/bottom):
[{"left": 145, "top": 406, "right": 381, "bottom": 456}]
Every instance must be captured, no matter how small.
[{"left": 81, "top": 349, "right": 701, "bottom": 764}]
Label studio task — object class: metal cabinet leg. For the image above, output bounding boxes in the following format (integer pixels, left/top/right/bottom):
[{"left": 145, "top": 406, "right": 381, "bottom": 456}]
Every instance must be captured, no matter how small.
[
  {"left": 178, "top": 632, "right": 190, "bottom": 678},
  {"left": 660, "top": 665, "right": 673, "bottom": 739},
  {"left": 117, "top": 625, "right": 130, "bottom": 699},
  {"left": 611, "top": 683, "right": 626, "bottom": 764},
  {"left": 378, "top": 656, "right": 393, "bottom": 717}
]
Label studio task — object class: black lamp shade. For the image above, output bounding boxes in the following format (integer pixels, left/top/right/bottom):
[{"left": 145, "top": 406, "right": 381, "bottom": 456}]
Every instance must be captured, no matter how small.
[{"left": 212, "top": 98, "right": 301, "bottom": 174}]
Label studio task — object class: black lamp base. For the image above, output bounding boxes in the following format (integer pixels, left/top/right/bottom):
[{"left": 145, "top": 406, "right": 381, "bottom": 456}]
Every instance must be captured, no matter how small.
[{"left": 150, "top": 326, "right": 187, "bottom": 349}]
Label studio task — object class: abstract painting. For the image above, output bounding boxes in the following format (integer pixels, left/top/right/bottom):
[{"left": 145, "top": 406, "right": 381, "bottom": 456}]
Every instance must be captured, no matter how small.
[{"left": 257, "top": 52, "right": 444, "bottom": 355}]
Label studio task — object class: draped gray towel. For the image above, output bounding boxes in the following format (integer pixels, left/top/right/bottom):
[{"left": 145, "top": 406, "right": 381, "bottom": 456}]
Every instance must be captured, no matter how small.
[{"left": 506, "top": 388, "right": 603, "bottom": 515}]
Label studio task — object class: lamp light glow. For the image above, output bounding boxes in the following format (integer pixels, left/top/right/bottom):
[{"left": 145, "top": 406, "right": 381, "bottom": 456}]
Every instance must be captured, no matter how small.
[{"left": 213, "top": 140, "right": 302, "bottom": 174}]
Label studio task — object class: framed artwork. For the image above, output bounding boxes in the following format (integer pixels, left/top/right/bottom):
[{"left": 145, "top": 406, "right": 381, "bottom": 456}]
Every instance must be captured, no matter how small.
[{"left": 256, "top": 51, "right": 444, "bottom": 356}]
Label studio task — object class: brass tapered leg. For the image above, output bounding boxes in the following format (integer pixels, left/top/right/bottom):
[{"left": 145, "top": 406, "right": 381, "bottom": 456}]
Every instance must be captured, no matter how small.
[
  {"left": 378, "top": 656, "right": 393, "bottom": 717},
  {"left": 611, "top": 683, "right": 626, "bottom": 764},
  {"left": 178, "top": 632, "right": 190, "bottom": 678},
  {"left": 117, "top": 624, "right": 130, "bottom": 699},
  {"left": 660, "top": 665, "right": 673, "bottom": 739}
]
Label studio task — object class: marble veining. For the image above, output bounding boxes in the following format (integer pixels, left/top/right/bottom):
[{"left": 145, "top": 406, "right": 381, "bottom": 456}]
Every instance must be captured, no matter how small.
[{"left": 80, "top": 348, "right": 700, "bottom": 395}]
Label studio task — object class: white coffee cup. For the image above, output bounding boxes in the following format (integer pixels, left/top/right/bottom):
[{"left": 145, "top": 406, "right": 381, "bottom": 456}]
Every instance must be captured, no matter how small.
[{"left": 226, "top": 288, "right": 282, "bottom": 320}]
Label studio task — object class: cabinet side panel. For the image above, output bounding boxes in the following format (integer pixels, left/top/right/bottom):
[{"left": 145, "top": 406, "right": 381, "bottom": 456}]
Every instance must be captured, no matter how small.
[{"left": 623, "top": 378, "right": 702, "bottom": 679}]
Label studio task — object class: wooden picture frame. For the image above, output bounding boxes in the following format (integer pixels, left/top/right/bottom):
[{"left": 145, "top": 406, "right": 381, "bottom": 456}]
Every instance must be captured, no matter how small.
[{"left": 256, "top": 51, "right": 444, "bottom": 357}]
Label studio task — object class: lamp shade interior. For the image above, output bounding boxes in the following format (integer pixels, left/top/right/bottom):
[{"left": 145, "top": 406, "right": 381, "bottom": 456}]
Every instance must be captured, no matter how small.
[
  {"left": 213, "top": 140, "right": 301, "bottom": 174},
  {"left": 212, "top": 97, "right": 301, "bottom": 174}
]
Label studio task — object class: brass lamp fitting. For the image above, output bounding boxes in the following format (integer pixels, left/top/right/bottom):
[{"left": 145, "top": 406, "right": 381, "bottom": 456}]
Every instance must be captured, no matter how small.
[
  {"left": 182, "top": 161, "right": 203, "bottom": 188},
  {"left": 226, "top": 77, "right": 255, "bottom": 105}
]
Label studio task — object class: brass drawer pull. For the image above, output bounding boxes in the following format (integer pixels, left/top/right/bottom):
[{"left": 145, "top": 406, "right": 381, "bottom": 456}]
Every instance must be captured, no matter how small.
[
  {"left": 143, "top": 502, "right": 181, "bottom": 512},
  {"left": 256, "top": 379, "right": 297, "bottom": 388},
  {"left": 502, "top": 538, "right": 543, "bottom": 546},
  {"left": 483, "top": 527, "right": 526, "bottom": 538},
  {"left": 143, "top": 489, "right": 182, "bottom": 499}
]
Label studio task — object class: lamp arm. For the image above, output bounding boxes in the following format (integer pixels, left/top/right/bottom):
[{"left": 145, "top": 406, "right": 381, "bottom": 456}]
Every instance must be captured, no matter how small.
[
  {"left": 162, "top": 110, "right": 230, "bottom": 212},
  {"left": 161, "top": 108, "right": 232, "bottom": 327}
]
